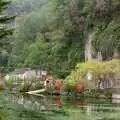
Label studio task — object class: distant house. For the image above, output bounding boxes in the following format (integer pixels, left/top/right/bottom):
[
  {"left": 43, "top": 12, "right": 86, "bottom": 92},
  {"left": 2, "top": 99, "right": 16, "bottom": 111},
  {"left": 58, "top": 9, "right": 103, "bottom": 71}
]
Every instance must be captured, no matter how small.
[
  {"left": 23, "top": 70, "right": 40, "bottom": 79},
  {"left": 4, "top": 73, "right": 19, "bottom": 81},
  {"left": 4, "top": 68, "right": 48, "bottom": 81}
]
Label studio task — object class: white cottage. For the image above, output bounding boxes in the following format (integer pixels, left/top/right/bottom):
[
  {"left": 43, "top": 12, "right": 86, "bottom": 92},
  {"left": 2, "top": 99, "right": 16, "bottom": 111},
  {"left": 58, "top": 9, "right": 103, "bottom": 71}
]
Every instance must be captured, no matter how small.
[{"left": 4, "top": 68, "right": 48, "bottom": 81}]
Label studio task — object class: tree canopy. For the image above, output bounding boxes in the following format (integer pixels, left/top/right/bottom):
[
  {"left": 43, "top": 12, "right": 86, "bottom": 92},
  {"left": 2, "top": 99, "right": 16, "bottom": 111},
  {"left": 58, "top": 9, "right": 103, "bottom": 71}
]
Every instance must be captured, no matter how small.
[
  {"left": 0, "top": 0, "right": 120, "bottom": 77},
  {"left": 0, "top": 0, "right": 15, "bottom": 73}
]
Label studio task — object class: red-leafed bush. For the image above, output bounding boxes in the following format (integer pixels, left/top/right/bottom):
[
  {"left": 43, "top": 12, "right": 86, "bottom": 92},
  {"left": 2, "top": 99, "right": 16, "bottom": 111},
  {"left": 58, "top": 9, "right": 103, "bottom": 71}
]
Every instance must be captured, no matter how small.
[
  {"left": 74, "top": 83, "right": 85, "bottom": 93},
  {"left": 55, "top": 80, "right": 63, "bottom": 91}
]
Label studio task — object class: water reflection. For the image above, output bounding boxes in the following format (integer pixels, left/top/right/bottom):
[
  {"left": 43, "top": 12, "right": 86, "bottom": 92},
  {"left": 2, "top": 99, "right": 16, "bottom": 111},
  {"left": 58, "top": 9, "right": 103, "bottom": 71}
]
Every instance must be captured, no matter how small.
[{"left": 0, "top": 92, "right": 120, "bottom": 120}]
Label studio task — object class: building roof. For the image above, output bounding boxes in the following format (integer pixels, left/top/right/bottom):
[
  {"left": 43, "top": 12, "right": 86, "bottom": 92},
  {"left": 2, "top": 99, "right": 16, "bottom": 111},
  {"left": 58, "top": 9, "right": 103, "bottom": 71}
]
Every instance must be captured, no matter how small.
[{"left": 14, "top": 68, "right": 31, "bottom": 74}]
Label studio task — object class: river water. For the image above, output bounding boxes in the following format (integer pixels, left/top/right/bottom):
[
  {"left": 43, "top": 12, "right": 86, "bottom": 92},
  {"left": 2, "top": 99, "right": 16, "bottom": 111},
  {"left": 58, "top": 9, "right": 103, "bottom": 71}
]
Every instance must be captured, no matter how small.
[{"left": 0, "top": 92, "right": 120, "bottom": 120}]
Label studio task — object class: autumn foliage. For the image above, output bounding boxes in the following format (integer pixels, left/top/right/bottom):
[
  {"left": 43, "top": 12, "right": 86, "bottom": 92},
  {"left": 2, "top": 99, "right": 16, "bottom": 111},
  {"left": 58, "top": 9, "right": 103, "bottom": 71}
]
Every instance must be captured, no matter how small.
[
  {"left": 55, "top": 80, "right": 63, "bottom": 91},
  {"left": 74, "top": 83, "right": 84, "bottom": 93}
]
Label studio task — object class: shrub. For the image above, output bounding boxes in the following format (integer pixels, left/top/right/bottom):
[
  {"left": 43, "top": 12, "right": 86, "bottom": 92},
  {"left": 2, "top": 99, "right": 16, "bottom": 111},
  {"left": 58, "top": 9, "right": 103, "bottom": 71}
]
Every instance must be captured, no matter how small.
[
  {"left": 4, "top": 79, "right": 15, "bottom": 87},
  {"left": 19, "top": 78, "right": 44, "bottom": 92},
  {"left": 64, "top": 59, "right": 120, "bottom": 92}
]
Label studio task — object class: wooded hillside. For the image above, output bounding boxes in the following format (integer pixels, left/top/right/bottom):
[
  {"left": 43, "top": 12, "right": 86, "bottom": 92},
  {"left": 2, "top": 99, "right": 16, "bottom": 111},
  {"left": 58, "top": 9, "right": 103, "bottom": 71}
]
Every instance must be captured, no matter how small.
[{"left": 0, "top": 0, "right": 120, "bottom": 78}]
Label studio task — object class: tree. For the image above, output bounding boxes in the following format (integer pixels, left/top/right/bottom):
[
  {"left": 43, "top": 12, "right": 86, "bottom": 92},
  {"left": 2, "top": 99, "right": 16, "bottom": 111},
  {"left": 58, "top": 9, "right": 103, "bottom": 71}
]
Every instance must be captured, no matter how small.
[
  {"left": 92, "top": 0, "right": 112, "bottom": 18},
  {"left": 0, "top": 0, "right": 15, "bottom": 47},
  {"left": 0, "top": 0, "right": 15, "bottom": 73}
]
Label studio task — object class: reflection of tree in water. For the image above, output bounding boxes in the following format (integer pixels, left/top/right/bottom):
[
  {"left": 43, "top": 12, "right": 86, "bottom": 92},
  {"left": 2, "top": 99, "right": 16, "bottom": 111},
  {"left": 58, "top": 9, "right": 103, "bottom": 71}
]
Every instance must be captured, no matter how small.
[
  {"left": 4, "top": 93, "right": 120, "bottom": 120},
  {"left": 7, "top": 94, "right": 47, "bottom": 111},
  {"left": 72, "top": 100, "right": 87, "bottom": 109},
  {"left": 7, "top": 94, "right": 65, "bottom": 112},
  {"left": 85, "top": 103, "right": 120, "bottom": 120}
]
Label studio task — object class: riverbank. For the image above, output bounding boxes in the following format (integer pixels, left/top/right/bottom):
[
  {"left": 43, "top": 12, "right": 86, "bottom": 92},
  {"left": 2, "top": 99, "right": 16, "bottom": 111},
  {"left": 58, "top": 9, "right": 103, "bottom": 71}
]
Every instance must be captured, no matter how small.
[
  {"left": 1, "top": 59, "right": 120, "bottom": 99},
  {"left": 0, "top": 77, "right": 116, "bottom": 99}
]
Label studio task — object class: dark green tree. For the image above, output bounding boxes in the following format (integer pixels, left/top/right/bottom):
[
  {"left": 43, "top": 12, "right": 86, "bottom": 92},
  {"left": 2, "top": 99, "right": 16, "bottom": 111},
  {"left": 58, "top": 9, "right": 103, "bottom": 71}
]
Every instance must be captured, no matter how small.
[
  {"left": 0, "top": 0, "right": 15, "bottom": 47},
  {"left": 0, "top": 0, "right": 15, "bottom": 73}
]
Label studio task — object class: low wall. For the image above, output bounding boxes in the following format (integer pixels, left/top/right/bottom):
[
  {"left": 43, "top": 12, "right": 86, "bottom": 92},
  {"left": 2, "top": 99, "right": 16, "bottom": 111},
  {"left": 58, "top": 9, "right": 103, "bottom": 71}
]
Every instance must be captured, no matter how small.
[{"left": 112, "top": 94, "right": 120, "bottom": 99}]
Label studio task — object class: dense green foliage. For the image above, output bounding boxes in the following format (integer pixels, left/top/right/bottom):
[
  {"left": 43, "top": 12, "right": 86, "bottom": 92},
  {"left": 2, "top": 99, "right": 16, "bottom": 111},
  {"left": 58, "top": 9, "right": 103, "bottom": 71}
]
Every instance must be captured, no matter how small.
[
  {"left": 92, "top": 16, "right": 120, "bottom": 59},
  {"left": 0, "top": 0, "right": 14, "bottom": 39},
  {"left": 0, "top": 0, "right": 15, "bottom": 72},
  {"left": 0, "top": 0, "right": 120, "bottom": 78},
  {"left": 8, "top": 0, "right": 85, "bottom": 78}
]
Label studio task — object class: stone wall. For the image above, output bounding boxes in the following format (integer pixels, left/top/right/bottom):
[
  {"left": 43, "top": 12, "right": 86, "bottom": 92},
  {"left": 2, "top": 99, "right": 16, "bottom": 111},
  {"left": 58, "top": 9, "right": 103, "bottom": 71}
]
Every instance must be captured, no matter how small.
[{"left": 87, "top": 74, "right": 120, "bottom": 93}]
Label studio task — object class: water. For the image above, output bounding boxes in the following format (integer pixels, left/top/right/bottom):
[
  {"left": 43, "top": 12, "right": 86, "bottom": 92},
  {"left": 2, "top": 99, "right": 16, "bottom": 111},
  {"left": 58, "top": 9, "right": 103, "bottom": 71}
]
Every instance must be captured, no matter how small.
[{"left": 0, "top": 92, "right": 120, "bottom": 120}]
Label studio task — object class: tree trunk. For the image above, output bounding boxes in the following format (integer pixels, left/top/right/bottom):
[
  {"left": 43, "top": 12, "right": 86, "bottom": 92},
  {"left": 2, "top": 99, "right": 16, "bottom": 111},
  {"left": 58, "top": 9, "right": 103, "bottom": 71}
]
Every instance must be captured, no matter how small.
[
  {"left": 113, "top": 49, "right": 120, "bottom": 59},
  {"left": 85, "top": 32, "right": 95, "bottom": 61}
]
